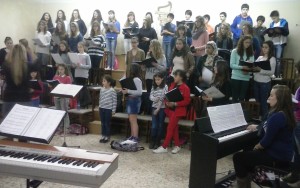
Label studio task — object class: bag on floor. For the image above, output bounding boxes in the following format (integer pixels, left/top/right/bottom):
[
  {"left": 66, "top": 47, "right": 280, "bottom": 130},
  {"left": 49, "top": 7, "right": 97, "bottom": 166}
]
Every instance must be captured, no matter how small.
[
  {"left": 110, "top": 139, "right": 144, "bottom": 152},
  {"left": 69, "top": 124, "right": 88, "bottom": 135}
]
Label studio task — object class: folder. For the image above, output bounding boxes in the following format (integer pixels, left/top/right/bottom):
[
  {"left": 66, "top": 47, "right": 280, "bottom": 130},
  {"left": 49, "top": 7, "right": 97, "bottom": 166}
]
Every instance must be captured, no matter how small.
[
  {"left": 119, "top": 78, "right": 137, "bottom": 90},
  {"left": 29, "top": 80, "right": 42, "bottom": 91},
  {"left": 254, "top": 61, "right": 271, "bottom": 70},
  {"left": 46, "top": 80, "right": 60, "bottom": 87},
  {"left": 136, "top": 57, "right": 157, "bottom": 68},
  {"left": 239, "top": 60, "right": 254, "bottom": 68},
  {"left": 264, "top": 27, "right": 285, "bottom": 36},
  {"left": 165, "top": 88, "right": 183, "bottom": 102}
]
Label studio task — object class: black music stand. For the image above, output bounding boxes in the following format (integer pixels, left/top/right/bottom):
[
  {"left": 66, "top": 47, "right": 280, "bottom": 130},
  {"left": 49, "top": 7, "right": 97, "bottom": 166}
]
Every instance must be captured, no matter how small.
[{"left": 49, "top": 84, "right": 83, "bottom": 148}]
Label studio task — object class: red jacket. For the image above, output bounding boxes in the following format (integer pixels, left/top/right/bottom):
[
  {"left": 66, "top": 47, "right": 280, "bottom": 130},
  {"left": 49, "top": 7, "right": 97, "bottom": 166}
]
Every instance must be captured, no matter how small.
[{"left": 166, "top": 82, "right": 191, "bottom": 117}]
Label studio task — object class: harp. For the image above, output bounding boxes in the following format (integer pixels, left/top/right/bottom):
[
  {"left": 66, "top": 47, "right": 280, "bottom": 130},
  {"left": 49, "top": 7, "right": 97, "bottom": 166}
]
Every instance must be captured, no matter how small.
[{"left": 155, "top": 1, "right": 173, "bottom": 27}]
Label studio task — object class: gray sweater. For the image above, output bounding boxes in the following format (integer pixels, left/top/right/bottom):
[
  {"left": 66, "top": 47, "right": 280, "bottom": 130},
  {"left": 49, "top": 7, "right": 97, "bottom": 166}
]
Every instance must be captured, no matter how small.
[{"left": 74, "top": 53, "right": 91, "bottom": 78}]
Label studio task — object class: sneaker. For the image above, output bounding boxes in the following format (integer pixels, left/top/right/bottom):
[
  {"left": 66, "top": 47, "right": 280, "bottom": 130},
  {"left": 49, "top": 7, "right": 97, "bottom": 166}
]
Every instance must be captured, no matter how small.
[
  {"left": 171, "top": 146, "right": 181, "bottom": 154},
  {"left": 153, "top": 146, "right": 168, "bottom": 154},
  {"left": 149, "top": 142, "right": 155, "bottom": 149},
  {"left": 128, "top": 136, "right": 139, "bottom": 143},
  {"left": 102, "top": 137, "right": 110, "bottom": 143},
  {"left": 99, "top": 136, "right": 105, "bottom": 143}
]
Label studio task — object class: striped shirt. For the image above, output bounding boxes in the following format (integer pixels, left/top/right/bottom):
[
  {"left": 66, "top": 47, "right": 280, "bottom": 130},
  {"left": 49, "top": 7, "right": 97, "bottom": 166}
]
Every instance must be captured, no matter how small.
[
  {"left": 99, "top": 87, "right": 117, "bottom": 113},
  {"left": 88, "top": 35, "right": 106, "bottom": 56},
  {"left": 150, "top": 85, "right": 168, "bottom": 108}
]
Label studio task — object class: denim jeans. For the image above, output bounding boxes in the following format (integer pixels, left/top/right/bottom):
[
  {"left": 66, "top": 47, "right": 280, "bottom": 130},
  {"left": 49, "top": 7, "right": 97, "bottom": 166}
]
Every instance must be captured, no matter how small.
[
  {"left": 253, "top": 81, "right": 271, "bottom": 117},
  {"left": 274, "top": 44, "right": 285, "bottom": 77},
  {"left": 162, "top": 42, "right": 172, "bottom": 68},
  {"left": 106, "top": 37, "right": 117, "bottom": 69},
  {"left": 151, "top": 108, "right": 166, "bottom": 141},
  {"left": 100, "top": 108, "right": 112, "bottom": 137}
]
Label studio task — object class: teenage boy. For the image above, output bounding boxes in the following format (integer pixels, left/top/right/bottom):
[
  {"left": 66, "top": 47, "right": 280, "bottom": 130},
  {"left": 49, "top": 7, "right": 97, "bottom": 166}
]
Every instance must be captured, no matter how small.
[
  {"left": 161, "top": 13, "right": 176, "bottom": 68},
  {"left": 215, "top": 12, "right": 227, "bottom": 34},
  {"left": 203, "top": 14, "right": 214, "bottom": 34},
  {"left": 254, "top": 15, "right": 266, "bottom": 46},
  {"left": 184, "top": 10, "right": 193, "bottom": 41},
  {"left": 231, "top": 3, "right": 253, "bottom": 47}
]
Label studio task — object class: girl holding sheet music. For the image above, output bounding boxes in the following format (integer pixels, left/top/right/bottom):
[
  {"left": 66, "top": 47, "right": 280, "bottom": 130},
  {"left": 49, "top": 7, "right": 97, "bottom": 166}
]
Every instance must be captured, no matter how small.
[
  {"left": 68, "top": 22, "right": 83, "bottom": 52},
  {"left": 70, "top": 9, "right": 87, "bottom": 36},
  {"left": 253, "top": 40, "right": 276, "bottom": 117},
  {"left": 170, "top": 25, "right": 192, "bottom": 51},
  {"left": 123, "top": 11, "right": 139, "bottom": 54},
  {"left": 138, "top": 17, "right": 158, "bottom": 55},
  {"left": 230, "top": 35, "right": 254, "bottom": 103},
  {"left": 191, "top": 16, "right": 209, "bottom": 61},
  {"left": 73, "top": 42, "right": 91, "bottom": 85},
  {"left": 53, "top": 64, "right": 72, "bottom": 134},
  {"left": 153, "top": 70, "right": 190, "bottom": 154},
  {"left": 52, "top": 21, "right": 68, "bottom": 53}
]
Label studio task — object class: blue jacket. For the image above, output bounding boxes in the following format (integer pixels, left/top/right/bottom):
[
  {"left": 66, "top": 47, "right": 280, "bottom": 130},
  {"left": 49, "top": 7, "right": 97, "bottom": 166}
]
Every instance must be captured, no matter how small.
[
  {"left": 106, "top": 21, "right": 121, "bottom": 40},
  {"left": 231, "top": 15, "right": 253, "bottom": 40},
  {"left": 260, "top": 112, "right": 294, "bottom": 162},
  {"left": 269, "top": 18, "right": 289, "bottom": 37},
  {"left": 161, "top": 23, "right": 176, "bottom": 43}
]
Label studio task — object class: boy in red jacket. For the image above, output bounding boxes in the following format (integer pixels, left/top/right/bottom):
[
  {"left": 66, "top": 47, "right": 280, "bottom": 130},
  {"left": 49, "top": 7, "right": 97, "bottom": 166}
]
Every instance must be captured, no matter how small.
[{"left": 153, "top": 70, "right": 190, "bottom": 154}]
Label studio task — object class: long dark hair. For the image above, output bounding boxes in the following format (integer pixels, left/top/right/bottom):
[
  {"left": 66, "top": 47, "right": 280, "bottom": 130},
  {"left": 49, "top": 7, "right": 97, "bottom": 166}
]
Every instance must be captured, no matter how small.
[
  {"left": 70, "top": 9, "right": 82, "bottom": 23},
  {"left": 40, "top": 12, "right": 54, "bottom": 31},
  {"left": 213, "top": 60, "right": 230, "bottom": 86},
  {"left": 103, "top": 74, "right": 116, "bottom": 87},
  {"left": 262, "top": 40, "right": 275, "bottom": 60},
  {"left": 172, "top": 38, "right": 190, "bottom": 59},
  {"left": 271, "top": 85, "right": 296, "bottom": 130},
  {"left": 54, "top": 21, "right": 67, "bottom": 38},
  {"left": 129, "top": 63, "right": 142, "bottom": 78},
  {"left": 236, "top": 35, "right": 253, "bottom": 60},
  {"left": 153, "top": 72, "right": 166, "bottom": 89},
  {"left": 55, "top": 10, "right": 66, "bottom": 23},
  {"left": 91, "top": 9, "right": 103, "bottom": 25}
]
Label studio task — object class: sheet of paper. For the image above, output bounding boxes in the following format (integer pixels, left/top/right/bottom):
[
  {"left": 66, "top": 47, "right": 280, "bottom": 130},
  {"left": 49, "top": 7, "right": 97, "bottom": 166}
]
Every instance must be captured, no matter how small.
[
  {"left": 68, "top": 52, "right": 79, "bottom": 64},
  {"left": 32, "top": 38, "right": 44, "bottom": 46},
  {"left": 24, "top": 108, "right": 65, "bottom": 140},
  {"left": 0, "top": 104, "right": 40, "bottom": 135},
  {"left": 52, "top": 35, "right": 61, "bottom": 45},
  {"left": 51, "top": 53, "right": 65, "bottom": 64},
  {"left": 51, "top": 84, "right": 83, "bottom": 97},
  {"left": 202, "top": 67, "right": 213, "bottom": 84},
  {"left": 207, "top": 103, "right": 247, "bottom": 133},
  {"left": 203, "top": 86, "right": 225, "bottom": 99}
]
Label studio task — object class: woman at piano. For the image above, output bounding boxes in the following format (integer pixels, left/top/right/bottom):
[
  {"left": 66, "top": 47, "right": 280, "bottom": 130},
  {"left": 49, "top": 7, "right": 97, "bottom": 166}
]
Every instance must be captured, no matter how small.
[
  {"left": 201, "top": 60, "right": 231, "bottom": 106},
  {"left": 233, "top": 85, "right": 295, "bottom": 188}
]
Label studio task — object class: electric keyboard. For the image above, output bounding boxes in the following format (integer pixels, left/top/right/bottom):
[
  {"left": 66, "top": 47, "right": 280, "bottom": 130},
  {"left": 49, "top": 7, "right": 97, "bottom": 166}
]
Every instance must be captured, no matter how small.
[{"left": 0, "top": 140, "right": 119, "bottom": 188}]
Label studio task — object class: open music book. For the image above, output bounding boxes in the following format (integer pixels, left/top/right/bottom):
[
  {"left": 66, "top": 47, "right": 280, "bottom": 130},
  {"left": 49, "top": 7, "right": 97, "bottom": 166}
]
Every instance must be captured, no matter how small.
[
  {"left": 50, "top": 84, "right": 83, "bottom": 98},
  {"left": 32, "top": 38, "right": 44, "bottom": 46},
  {"left": 51, "top": 53, "right": 65, "bottom": 64},
  {"left": 0, "top": 104, "right": 65, "bottom": 144},
  {"left": 195, "top": 86, "right": 225, "bottom": 99},
  {"left": 207, "top": 103, "right": 247, "bottom": 133}
]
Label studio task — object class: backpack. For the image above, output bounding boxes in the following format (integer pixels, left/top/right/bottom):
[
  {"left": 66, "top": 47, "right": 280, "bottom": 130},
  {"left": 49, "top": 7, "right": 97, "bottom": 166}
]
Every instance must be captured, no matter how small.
[
  {"left": 110, "top": 139, "right": 144, "bottom": 152},
  {"left": 69, "top": 124, "right": 88, "bottom": 135}
]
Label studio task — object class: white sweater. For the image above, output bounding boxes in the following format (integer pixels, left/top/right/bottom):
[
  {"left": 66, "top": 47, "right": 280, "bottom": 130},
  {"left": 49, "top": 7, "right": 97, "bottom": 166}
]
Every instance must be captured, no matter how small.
[
  {"left": 253, "top": 56, "right": 276, "bottom": 83},
  {"left": 35, "top": 31, "right": 51, "bottom": 54}
]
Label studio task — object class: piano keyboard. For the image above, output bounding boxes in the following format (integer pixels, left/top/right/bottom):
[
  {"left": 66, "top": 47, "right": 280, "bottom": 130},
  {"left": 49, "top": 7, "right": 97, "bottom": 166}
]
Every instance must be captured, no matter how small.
[{"left": 218, "top": 130, "right": 251, "bottom": 143}]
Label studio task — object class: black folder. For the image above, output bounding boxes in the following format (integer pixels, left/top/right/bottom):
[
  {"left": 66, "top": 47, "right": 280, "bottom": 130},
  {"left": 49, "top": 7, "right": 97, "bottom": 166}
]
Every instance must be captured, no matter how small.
[
  {"left": 136, "top": 57, "right": 157, "bottom": 68},
  {"left": 239, "top": 60, "right": 254, "bottom": 68},
  {"left": 47, "top": 80, "right": 60, "bottom": 87},
  {"left": 254, "top": 61, "right": 271, "bottom": 70},
  {"left": 119, "top": 78, "right": 137, "bottom": 90},
  {"left": 29, "top": 80, "right": 42, "bottom": 90},
  {"left": 165, "top": 88, "right": 183, "bottom": 102},
  {"left": 264, "top": 27, "right": 285, "bottom": 36}
]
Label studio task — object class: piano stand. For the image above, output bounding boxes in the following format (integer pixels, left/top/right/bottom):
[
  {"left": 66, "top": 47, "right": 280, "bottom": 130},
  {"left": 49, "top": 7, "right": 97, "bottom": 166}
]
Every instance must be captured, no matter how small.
[{"left": 26, "top": 179, "right": 43, "bottom": 188}]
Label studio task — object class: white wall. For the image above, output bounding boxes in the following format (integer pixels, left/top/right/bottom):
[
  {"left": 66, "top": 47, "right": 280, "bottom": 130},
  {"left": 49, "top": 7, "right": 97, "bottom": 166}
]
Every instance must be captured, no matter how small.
[{"left": 1, "top": 0, "right": 300, "bottom": 61}]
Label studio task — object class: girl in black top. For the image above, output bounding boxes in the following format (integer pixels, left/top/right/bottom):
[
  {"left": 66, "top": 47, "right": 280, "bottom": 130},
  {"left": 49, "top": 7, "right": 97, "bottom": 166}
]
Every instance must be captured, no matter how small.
[
  {"left": 138, "top": 17, "right": 158, "bottom": 55},
  {"left": 215, "top": 23, "right": 233, "bottom": 50},
  {"left": 123, "top": 11, "right": 139, "bottom": 54},
  {"left": 70, "top": 9, "right": 87, "bottom": 36},
  {"left": 0, "top": 37, "right": 13, "bottom": 67},
  {"left": 41, "top": 12, "right": 54, "bottom": 33}
]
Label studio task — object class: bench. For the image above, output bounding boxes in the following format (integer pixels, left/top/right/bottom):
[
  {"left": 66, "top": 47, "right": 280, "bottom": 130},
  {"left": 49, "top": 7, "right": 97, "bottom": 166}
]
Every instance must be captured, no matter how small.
[{"left": 68, "top": 109, "right": 93, "bottom": 126}]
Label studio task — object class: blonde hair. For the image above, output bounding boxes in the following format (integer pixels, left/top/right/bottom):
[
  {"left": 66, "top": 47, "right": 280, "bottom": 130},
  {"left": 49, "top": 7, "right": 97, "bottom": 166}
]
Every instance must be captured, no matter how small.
[
  {"left": 19, "top": 38, "right": 37, "bottom": 62},
  {"left": 149, "top": 39, "right": 164, "bottom": 60},
  {"left": 6, "top": 44, "right": 28, "bottom": 85}
]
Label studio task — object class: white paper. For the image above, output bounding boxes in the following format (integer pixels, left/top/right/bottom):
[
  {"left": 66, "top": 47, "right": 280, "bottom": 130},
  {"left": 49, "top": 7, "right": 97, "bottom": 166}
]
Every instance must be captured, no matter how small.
[
  {"left": 51, "top": 53, "right": 65, "bottom": 64},
  {"left": 207, "top": 103, "right": 247, "bottom": 133},
  {"left": 202, "top": 67, "right": 213, "bottom": 84},
  {"left": 51, "top": 84, "right": 83, "bottom": 98},
  {"left": 52, "top": 35, "right": 61, "bottom": 45},
  {"left": 32, "top": 38, "right": 44, "bottom": 46},
  {"left": 68, "top": 52, "right": 80, "bottom": 64},
  {"left": 195, "top": 86, "right": 225, "bottom": 99}
]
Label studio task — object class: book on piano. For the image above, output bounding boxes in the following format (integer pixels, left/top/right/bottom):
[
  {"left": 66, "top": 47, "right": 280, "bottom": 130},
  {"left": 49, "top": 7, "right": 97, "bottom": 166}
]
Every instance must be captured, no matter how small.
[
  {"left": 195, "top": 86, "right": 225, "bottom": 99},
  {"left": 119, "top": 77, "right": 137, "bottom": 90},
  {"left": 165, "top": 88, "right": 183, "bottom": 102},
  {"left": 29, "top": 80, "right": 42, "bottom": 91},
  {"left": 50, "top": 84, "right": 83, "bottom": 98},
  {"left": 46, "top": 80, "right": 60, "bottom": 87},
  {"left": 254, "top": 60, "right": 271, "bottom": 70},
  {"left": 0, "top": 104, "right": 65, "bottom": 144}
]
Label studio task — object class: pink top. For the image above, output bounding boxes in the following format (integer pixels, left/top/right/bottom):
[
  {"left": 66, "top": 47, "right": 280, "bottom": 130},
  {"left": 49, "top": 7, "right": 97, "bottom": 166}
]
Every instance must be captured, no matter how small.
[
  {"left": 53, "top": 75, "right": 72, "bottom": 84},
  {"left": 191, "top": 30, "right": 209, "bottom": 57}
]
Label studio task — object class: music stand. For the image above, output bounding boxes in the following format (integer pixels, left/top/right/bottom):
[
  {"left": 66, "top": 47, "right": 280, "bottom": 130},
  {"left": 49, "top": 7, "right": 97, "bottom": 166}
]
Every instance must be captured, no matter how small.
[{"left": 49, "top": 84, "right": 83, "bottom": 148}]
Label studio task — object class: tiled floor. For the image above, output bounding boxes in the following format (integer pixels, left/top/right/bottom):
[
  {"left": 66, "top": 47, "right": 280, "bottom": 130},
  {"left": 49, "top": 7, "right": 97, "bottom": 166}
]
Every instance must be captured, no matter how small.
[{"left": 0, "top": 134, "right": 260, "bottom": 188}]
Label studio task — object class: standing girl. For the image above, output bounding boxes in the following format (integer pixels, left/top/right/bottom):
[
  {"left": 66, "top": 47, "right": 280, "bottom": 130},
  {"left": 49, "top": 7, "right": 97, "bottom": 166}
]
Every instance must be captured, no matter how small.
[
  {"left": 40, "top": 12, "right": 54, "bottom": 33},
  {"left": 253, "top": 41, "right": 276, "bottom": 117},
  {"left": 58, "top": 40, "right": 73, "bottom": 81},
  {"left": 73, "top": 42, "right": 91, "bottom": 85},
  {"left": 99, "top": 75, "right": 117, "bottom": 143},
  {"left": 68, "top": 22, "right": 83, "bottom": 52},
  {"left": 52, "top": 21, "right": 68, "bottom": 53},
  {"left": 149, "top": 72, "right": 168, "bottom": 149},
  {"left": 105, "top": 10, "right": 120, "bottom": 70},
  {"left": 70, "top": 9, "right": 87, "bottom": 36},
  {"left": 29, "top": 68, "right": 43, "bottom": 107},
  {"left": 123, "top": 11, "right": 139, "bottom": 54},
  {"left": 153, "top": 70, "right": 191, "bottom": 154},
  {"left": 87, "top": 21, "right": 106, "bottom": 85},
  {"left": 191, "top": 16, "right": 209, "bottom": 62},
  {"left": 125, "top": 37, "right": 145, "bottom": 77},
  {"left": 138, "top": 17, "right": 158, "bottom": 55},
  {"left": 89, "top": 9, "right": 103, "bottom": 34},
  {"left": 53, "top": 64, "right": 72, "bottom": 133},
  {"left": 54, "top": 10, "right": 68, "bottom": 31},
  {"left": 215, "top": 23, "right": 233, "bottom": 50},
  {"left": 230, "top": 35, "right": 254, "bottom": 103},
  {"left": 121, "top": 63, "right": 143, "bottom": 143},
  {"left": 144, "top": 39, "right": 167, "bottom": 92},
  {"left": 19, "top": 39, "right": 37, "bottom": 64},
  {"left": 0, "top": 37, "right": 13, "bottom": 66}
]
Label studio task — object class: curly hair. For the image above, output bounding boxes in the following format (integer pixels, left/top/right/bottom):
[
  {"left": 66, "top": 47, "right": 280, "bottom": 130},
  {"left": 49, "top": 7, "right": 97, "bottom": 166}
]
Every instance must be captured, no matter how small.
[
  {"left": 149, "top": 39, "right": 164, "bottom": 60},
  {"left": 216, "top": 23, "right": 232, "bottom": 42},
  {"left": 236, "top": 35, "right": 253, "bottom": 60}
]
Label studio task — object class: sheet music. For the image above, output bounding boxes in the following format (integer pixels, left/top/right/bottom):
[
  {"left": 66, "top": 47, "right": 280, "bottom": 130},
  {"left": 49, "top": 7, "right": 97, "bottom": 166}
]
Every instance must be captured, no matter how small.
[
  {"left": 0, "top": 104, "right": 40, "bottom": 135},
  {"left": 195, "top": 86, "right": 225, "bottom": 99},
  {"left": 202, "top": 67, "right": 213, "bottom": 84},
  {"left": 207, "top": 103, "right": 247, "bottom": 133},
  {"left": 24, "top": 108, "right": 65, "bottom": 140},
  {"left": 51, "top": 84, "right": 83, "bottom": 97},
  {"left": 68, "top": 53, "right": 79, "bottom": 64},
  {"left": 52, "top": 35, "right": 61, "bottom": 45},
  {"left": 51, "top": 53, "right": 65, "bottom": 64},
  {"left": 32, "top": 38, "right": 44, "bottom": 46}
]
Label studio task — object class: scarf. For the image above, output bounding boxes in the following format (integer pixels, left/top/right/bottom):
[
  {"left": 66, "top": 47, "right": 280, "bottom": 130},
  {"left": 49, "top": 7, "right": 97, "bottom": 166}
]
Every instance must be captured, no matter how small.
[
  {"left": 192, "top": 27, "right": 205, "bottom": 40},
  {"left": 204, "top": 41, "right": 218, "bottom": 66}
]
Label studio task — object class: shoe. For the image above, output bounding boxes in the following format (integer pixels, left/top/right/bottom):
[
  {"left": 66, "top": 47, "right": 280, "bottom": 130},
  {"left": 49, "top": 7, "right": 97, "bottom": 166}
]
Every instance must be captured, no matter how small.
[
  {"left": 99, "top": 136, "right": 105, "bottom": 143},
  {"left": 149, "top": 142, "right": 155, "bottom": 149},
  {"left": 128, "top": 136, "right": 139, "bottom": 143},
  {"left": 153, "top": 146, "right": 168, "bottom": 154},
  {"left": 282, "top": 172, "right": 300, "bottom": 187},
  {"left": 102, "top": 137, "right": 110, "bottom": 143},
  {"left": 171, "top": 146, "right": 181, "bottom": 154}
]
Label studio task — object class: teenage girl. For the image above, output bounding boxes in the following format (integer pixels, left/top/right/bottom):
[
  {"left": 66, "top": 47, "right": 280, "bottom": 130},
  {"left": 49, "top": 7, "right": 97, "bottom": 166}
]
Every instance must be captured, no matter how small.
[
  {"left": 58, "top": 40, "right": 73, "bottom": 82},
  {"left": 123, "top": 11, "right": 139, "bottom": 54},
  {"left": 68, "top": 22, "right": 83, "bottom": 52},
  {"left": 73, "top": 42, "right": 91, "bottom": 85},
  {"left": 70, "top": 9, "right": 87, "bottom": 36},
  {"left": 52, "top": 21, "right": 68, "bottom": 53},
  {"left": 54, "top": 10, "right": 68, "bottom": 32},
  {"left": 40, "top": 12, "right": 54, "bottom": 33}
]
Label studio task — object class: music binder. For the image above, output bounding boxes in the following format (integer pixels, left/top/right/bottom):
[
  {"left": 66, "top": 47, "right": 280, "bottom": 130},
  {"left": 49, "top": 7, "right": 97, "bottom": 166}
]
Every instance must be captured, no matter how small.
[
  {"left": 264, "top": 27, "right": 285, "bottom": 36},
  {"left": 29, "top": 80, "right": 42, "bottom": 91},
  {"left": 47, "top": 80, "right": 60, "bottom": 87},
  {"left": 165, "top": 88, "right": 183, "bottom": 102},
  {"left": 239, "top": 60, "right": 254, "bottom": 68},
  {"left": 119, "top": 78, "right": 137, "bottom": 90},
  {"left": 0, "top": 104, "right": 65, "bottom": 144},
  {"left": 68, "top": 52, "right": 80, "bottom": 64},
  {"left": 50, "top": 84, "right": 83, "bottom": 98},
  {"left": 195, "top": 86, "right": 225, "bottom": 99},
  {"left": 136, "top": 57, "right": 157, "bottom": 68},
  {"left": 254, "top": 61, "right": 271, "bottom": 70}
]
